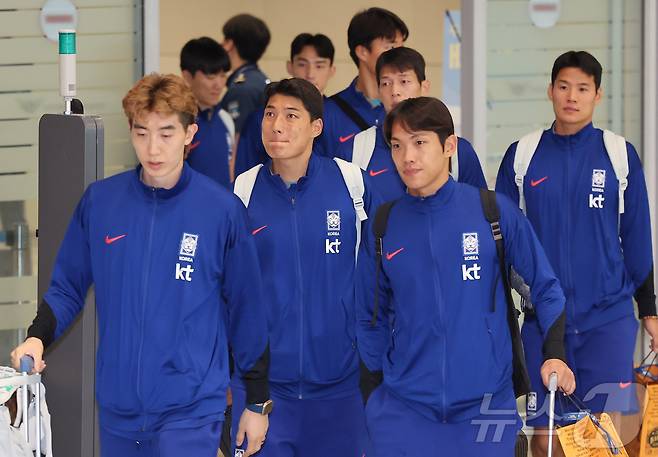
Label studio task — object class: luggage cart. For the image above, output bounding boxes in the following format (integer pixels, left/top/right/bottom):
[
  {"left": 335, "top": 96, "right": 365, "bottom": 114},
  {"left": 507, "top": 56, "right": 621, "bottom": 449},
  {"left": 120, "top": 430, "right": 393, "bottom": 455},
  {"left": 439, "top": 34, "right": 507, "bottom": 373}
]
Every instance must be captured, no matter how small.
[{"left": 0, "top": 356, "right": 42, "bottom": 457}]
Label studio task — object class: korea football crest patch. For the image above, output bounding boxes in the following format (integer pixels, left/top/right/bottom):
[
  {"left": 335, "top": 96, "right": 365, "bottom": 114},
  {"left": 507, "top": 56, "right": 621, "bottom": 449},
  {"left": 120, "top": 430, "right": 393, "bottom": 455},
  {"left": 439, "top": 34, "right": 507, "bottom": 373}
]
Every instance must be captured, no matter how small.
[{"left": 179, "top": 233, "right": 199, "bottom": 257}]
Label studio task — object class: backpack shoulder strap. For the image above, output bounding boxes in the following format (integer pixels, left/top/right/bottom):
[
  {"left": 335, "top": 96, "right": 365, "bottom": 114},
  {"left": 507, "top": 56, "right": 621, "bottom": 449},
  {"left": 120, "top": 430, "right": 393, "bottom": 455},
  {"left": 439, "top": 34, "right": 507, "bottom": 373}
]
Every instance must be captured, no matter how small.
[
  {"left": 371, "top": 200, "right": 397, "bottom": 327},
  {"left": 352, "top": 126, "right": 377, "bottom": 170},
  {"left": 233, "top": 164, "right": 263, "bottom": 208},
  {"left": 450, "top": 139, "right": 459, "bottom": 181},
  {"left": 333, "top": 158, "right": 368, "bottom": 265},
  {"left": 330, "top": 94, "right": 370, "bottom": 131},
  {"left": 479, "top": 188, "right": 531, "bottom": 398},
  {"left": 513, "top": 129, "right": 544, "bottom": 213},
  {"left": 602, "top": 129, "right": 629, "bottom": 218}
]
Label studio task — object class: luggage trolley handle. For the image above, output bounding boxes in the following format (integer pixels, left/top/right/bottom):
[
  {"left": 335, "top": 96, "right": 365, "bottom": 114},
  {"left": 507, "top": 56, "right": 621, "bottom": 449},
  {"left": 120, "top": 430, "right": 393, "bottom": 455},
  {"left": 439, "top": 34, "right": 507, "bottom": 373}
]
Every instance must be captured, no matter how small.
[
  {"left": 547, "top": 372, "right": 558, "bottom": 457},
  {"left": 19, "top": 355, "right": 42, "bottom": 457}
]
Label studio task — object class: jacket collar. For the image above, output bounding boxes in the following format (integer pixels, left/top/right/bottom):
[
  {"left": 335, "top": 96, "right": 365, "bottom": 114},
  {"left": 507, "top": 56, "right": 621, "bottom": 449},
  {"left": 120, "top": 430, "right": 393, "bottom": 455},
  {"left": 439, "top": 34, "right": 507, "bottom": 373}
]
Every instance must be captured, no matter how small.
[{"left": 133, "top": 162, "right": 192, "bottom": 200}]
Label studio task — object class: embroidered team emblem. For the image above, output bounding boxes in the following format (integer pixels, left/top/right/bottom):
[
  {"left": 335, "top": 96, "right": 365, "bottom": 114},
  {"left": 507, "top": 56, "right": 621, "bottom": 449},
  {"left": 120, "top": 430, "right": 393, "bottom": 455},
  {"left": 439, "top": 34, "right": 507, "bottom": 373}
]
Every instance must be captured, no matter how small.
[
  {"left": 462, "top": 233, "right": 479, "bottom": 256},
  {"left": 327, "top": 211, "right": 341, "bottom": 231},
  {"left": 179, "top": 233, "right": 199, "bottom": 257},
  {"left": 527, "top": 392, "right": 537, "bottom": 414},
  {"left": 592, "top": 169, "right": 606, "bottom": 189}
]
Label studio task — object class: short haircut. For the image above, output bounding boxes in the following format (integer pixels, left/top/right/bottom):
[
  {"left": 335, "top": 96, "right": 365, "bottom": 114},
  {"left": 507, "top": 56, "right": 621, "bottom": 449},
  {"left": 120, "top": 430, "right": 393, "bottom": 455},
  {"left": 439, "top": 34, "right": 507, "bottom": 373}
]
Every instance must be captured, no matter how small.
[
  {"left": 551, "top": 50, "right": 603, "bottom": 90},
  {"left": 264, "top": 78, "right": 323, "bottom": 122},
  {"left": 223, "top": 14, "right": 271, "bottom": 63},
  {"left": 180, "top": 37, "right": 230, "bottom": 75},
  {"left": 347, "top": 8, "right": 409, "bottom": 67},
  {"left": 376, "top": 47, "right": 426, "bottom": 84},
  {"left": 384, "top": 97, "right": 454, "bottom": 146},
  {"left": 290, "top": 33, "right": 335, "bottom": 64},
  {"left": 122, "top": 73, "right": 198, "bottom": 129}
]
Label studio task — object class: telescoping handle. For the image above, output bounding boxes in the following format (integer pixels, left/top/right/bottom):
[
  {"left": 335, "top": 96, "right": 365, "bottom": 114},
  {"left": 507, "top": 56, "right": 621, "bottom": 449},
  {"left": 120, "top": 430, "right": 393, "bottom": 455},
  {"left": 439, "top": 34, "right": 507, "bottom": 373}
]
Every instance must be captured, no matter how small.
[
  {"left": 20, "top": 355, "right": 34, "bottom": 374},
  {"left": 19, "top": 355, "right": 42, "bottom": 456},
  {"left": 547, "top": 372, "right": 558, "bottom": 457}
]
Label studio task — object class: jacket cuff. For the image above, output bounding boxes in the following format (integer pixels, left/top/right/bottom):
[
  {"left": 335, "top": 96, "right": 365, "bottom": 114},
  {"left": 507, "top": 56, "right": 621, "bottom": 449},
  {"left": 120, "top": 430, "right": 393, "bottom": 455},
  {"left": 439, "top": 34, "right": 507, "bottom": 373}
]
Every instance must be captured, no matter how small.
[
  {"left": 242, "top": 344, "right": 270, "bottom": 405},
  {"left": 635, "top": 269, "right": 657, "bottom": 318},
  {"left": 542, "top": 312, "right": 567, "bottom": 363},
  {"left": 26, "top": 300, "right": 56, "bottom": 348}
]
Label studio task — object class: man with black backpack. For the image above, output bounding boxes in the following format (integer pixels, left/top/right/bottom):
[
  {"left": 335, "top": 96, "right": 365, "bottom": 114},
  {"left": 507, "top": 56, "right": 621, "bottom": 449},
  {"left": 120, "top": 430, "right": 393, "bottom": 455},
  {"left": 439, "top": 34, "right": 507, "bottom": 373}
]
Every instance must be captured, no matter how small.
[{"left": 356, "top": 97, "right": 575, "bottom": 456}]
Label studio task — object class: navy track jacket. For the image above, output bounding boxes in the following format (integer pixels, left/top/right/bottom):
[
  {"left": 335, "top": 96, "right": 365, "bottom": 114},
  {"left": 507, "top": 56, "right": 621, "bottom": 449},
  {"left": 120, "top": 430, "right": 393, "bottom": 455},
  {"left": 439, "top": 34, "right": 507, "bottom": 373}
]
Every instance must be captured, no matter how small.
[
  {"left": 357, "top": 178, "right": 565, "bottom": 422},
  {"left": 496, "top": 123, "right": 656, "bottom": 332},
  {"left": 236, "top": 154, "right": 381, "bottom": 400},
  {"left": 40, "top": 164, "right": 268, "bottom": 435}
]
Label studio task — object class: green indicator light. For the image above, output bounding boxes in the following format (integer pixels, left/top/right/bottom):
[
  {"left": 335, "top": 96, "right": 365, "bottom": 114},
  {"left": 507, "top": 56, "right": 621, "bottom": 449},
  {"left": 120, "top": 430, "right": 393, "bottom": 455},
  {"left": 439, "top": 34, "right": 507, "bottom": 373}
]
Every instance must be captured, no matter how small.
[{"left": 59, "top": 31, "right": 76, "bottom": 55}]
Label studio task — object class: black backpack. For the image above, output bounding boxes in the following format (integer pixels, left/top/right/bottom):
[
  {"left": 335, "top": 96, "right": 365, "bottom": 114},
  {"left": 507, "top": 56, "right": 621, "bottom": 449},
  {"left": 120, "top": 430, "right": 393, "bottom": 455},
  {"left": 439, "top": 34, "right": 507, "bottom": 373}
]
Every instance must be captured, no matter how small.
[{"left": 371, "top": 189, "right": 531, "bottom": 398}]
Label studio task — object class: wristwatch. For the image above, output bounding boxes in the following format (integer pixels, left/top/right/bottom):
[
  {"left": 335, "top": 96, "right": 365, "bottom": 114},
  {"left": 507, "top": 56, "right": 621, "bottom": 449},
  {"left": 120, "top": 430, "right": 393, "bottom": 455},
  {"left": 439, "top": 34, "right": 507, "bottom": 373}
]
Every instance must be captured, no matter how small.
[{"left": 246, "top": 399, "right": 273, "bottom": 415}]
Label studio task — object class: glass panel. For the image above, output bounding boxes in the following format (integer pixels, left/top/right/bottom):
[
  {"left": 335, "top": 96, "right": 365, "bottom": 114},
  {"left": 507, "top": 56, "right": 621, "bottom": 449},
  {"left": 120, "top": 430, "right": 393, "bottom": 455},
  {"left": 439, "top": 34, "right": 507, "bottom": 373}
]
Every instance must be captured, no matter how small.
[{"left": 0, "top": 0, "right": 141, "bottom": 365}]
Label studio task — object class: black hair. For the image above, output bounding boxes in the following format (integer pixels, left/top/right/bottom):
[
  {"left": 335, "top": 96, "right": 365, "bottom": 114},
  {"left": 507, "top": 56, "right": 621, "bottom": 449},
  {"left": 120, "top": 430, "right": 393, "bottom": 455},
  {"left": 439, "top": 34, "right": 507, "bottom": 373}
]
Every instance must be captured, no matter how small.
[
  {"left": 264, "top": 78, "right": 323, "bottom": 122},
  {"left": 290, "top": 33, "right": 335, "bottom": 64},
  {"left": 180, "top": 37, "right": 230, "bottom": 75},
  {"left": 551, "top": 50, "right": 603, "bottom": 90},
  {"left": 347, "top": 8, "right": 409, "bottom": 67},
  {"left": 376, "top": 47, "right": 426, "bottom": 84},
  {"left": 222, "top": 14, "right": 271, "bottom": 63},
  {"left": 384, "top": 97, "right": 454, "bottom": 146}
]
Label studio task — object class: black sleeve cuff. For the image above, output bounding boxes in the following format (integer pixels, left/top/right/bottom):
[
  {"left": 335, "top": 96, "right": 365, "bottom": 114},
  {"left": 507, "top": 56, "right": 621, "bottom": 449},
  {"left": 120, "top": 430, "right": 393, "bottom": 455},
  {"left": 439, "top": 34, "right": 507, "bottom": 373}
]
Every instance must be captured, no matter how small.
[
  {"left": 242, "top": 344, "right": 270, "bottom": 404},
  {"left": 635, "top": 269, "right": 657, "bottom": 318},
  {"left": 542, "top": 311, "right": 567, "bottom": 362},
  {"left": 359, "top": 359, "right": 383, "bottom": 404},
  {"left": 26, "top": 300, "right": 56, "bottom": 348}
]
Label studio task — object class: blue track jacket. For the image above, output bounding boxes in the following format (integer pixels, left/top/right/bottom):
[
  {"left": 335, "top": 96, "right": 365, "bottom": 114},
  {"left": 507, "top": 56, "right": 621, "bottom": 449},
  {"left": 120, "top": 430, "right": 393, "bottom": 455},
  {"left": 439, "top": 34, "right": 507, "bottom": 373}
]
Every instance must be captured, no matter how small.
[
  {"left": 496, "top": 123, "right": 656, "bottom": 332},
  {"left": 43, "top": 164, "right": 268, "bottom": 435},
  {"left": 335, "top": 127, "right": 487, "bottom": 201},
  {"left": 186, "top": 105, "right": 232, "bottom": 188},
  {"left": 357, "top": 178, "right": 565, "bottom": 422},
  {"left": 234, "top": 154, "right": 381, "bottom": 400}
]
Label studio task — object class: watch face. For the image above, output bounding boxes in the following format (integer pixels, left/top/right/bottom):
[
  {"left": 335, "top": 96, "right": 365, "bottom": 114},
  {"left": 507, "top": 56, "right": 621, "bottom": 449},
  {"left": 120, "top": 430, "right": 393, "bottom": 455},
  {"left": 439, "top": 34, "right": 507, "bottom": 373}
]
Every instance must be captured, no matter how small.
[{"left": 263, "top": 399, "right": 273, "bottom": 414}]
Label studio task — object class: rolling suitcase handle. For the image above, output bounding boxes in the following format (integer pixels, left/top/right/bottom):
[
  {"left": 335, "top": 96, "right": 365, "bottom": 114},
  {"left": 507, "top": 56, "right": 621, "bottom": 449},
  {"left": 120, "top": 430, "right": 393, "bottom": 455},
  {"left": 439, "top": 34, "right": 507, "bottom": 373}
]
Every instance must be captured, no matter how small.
[
  {"left": 19, "top": 355, "right": 42, "bottom": 457},
  {"left": 547, "top": 372, "right": 558, "bottom": 457}
]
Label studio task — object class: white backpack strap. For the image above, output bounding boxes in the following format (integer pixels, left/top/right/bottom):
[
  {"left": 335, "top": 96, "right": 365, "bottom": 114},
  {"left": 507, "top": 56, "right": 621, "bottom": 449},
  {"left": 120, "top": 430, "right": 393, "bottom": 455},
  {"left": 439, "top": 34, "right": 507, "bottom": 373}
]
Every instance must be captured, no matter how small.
[
  {"left": 513, "top": 129, "right": 544, "bottom": 213},
  {"left": 351, "top": 126, "right": 377, "bottom": 170},
  {"left": 218, "top": 109, "right": 236, "bottom": 151},
  {"left": 233, "top": 164, "right": 263, "bottom": 208},
  {"left": 602, "top": 130, "right": 629, "bottom": 221},
  {"left": 333, "top": 158, "right": 368, "bottom": 264},
  {"left": 449, "top": 139, "right": 459, "bottom": 181}
]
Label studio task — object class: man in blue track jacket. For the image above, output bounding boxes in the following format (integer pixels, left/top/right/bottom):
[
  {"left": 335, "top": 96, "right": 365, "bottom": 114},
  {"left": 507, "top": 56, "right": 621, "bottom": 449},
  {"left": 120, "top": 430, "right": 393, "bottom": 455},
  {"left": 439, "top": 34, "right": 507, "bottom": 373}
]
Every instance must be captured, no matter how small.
[
  {"left": 230, "top": 78, "right": 380, "bottom": 457},
  {"left": 357, "top": 97, "right": 575, "bottom": 457},
  {"left": 10, "top": 74, "right": 271, "bottom": 457},
  {"left": 235, "top": 33, "right": 338, "bottom": 176},
  {"left": 496, "top": 50, "right": 658, "bottom": 456},
  {"left": 335, "top": 47, "right": 487, "bottom": 201},
  {"left": 319, "top": 8, "right": 408, "bottom": 158},
  {"left": 181, "top": 37, "right": 234, "bottom": 188}
]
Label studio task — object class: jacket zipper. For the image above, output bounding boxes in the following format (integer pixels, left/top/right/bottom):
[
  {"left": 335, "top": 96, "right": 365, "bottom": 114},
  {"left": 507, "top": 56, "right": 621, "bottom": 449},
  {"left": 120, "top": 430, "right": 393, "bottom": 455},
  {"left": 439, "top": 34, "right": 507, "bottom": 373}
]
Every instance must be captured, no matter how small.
[
  {"left": 291, "top": 193, "right": 305, "bottom": 399},
  {"left": 427, "top": 213, "right": 447, "bottom": 422},
  {"left": 136, "top": 188, "right": 157, "bottom": 430},
  {"left": 565, "top": 143, "right": 577, "bottom": 333}
]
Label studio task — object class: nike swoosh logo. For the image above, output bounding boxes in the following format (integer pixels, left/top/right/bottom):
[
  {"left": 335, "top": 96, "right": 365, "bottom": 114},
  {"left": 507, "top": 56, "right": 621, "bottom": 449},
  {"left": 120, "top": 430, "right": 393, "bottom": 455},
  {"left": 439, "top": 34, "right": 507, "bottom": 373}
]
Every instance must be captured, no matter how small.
[
  {"left": 251, "top": 225, "right": 268, "bottom": 235},
  {"left": 369, "top": 168, "right": 388, "bottom": 177},
  {"left": 530, "top": 176, "right": 548, "bottom": 187},
  {"left": 619, "top": 382, "right": 632, "bottom": 389},
  {"left": 189, "top": 141, "right": 201, "bottom": 150},
  {"left": 386, "top": 247, "right": 404, "bottom": 261},
  {"left": 339, "top": 133, "right": 355, "bottom": 143},
  {"left": 105, "top": 234, "right": 127, "bottom": 245}
]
